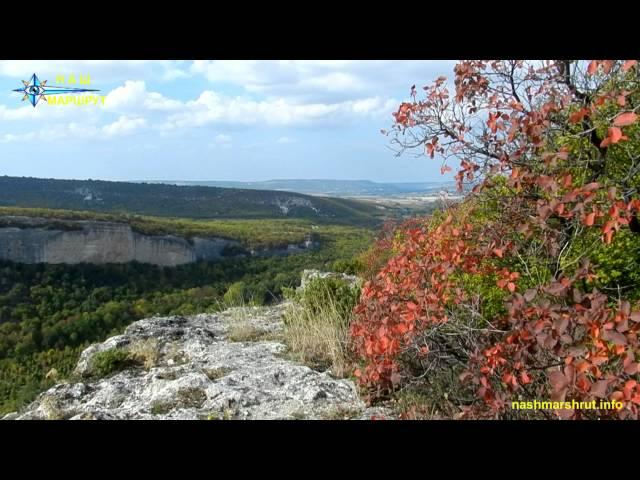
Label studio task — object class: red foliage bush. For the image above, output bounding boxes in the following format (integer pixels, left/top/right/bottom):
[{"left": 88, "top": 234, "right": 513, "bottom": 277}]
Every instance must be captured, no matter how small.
[{"left": 350, "top": 60, "right": 640, "bottom": 419}]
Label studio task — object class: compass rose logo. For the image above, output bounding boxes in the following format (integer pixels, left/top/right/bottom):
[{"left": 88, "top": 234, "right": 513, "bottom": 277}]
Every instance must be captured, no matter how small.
[{"left": 12, "top": 73, "right": 100, "bottom": 107}]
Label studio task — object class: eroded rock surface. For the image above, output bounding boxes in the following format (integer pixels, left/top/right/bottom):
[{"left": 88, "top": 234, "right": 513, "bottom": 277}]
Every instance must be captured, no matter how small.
[{"left": 6, "top": 304, "right": 393, "bottom": 420}]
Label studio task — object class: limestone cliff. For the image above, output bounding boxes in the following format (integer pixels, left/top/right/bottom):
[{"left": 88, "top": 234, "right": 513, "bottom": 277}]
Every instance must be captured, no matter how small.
[{"left": 0, "top": 216, "right": 316, "bottom": 267}]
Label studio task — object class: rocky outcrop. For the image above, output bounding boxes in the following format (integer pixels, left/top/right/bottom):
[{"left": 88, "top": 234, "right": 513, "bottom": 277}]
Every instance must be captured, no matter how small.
[
  {"left": 4, "top": 304, "right": 393, "bottom": 420},
  {"left": 0, "top": 216, "right": 317, "bottom": 267},
  {"left": 300, "top": 269, "right": 360, "bottom": 289}
]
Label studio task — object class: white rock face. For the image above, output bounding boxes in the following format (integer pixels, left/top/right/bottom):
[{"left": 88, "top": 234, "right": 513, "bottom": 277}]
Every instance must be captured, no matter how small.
[
  {"left": 0, "top": 216, "right": 318, "bottom": 267},
  {"left": 300, "top": 269, "right": 360, "bottom": 290},
  {"left": 273, "top": 196, "right": 318, "bottom": 215},
  {"left": 6, "top": 304, "right": 393, "bottom": 420}
]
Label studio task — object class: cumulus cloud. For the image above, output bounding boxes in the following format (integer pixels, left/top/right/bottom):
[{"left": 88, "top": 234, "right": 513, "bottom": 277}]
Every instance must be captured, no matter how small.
[
  {"left": 0, "top": 61, "right": 457, "bottom": 145},
  {"left": 160, "top": 91, "right": 397, "bottom": 129},
  {"left": 105, "top": 81, "right": 182, "bottom": 112},
  {"left": 102, "top": 116, "right": 147, "bottom": 136},
  {"left": 190, "top": 60, "right": 457, "bottom": 102}
]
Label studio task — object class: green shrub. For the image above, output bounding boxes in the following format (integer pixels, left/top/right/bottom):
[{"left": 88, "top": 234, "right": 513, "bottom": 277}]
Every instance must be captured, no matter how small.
[
  {"left": 88, "top": 349, "right": 140, "bottom": 379},
  {"left": 288, "top": 276, "right": 361, "bottom": 325},
  {"left": 331, "top": 258, "right": 363, "bottom": 275}
]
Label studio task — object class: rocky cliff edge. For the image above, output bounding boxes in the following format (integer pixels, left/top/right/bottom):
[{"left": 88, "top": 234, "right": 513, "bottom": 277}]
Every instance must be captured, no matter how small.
[{"left": 3, "top": 302, "right": 392, "bottom": 420}]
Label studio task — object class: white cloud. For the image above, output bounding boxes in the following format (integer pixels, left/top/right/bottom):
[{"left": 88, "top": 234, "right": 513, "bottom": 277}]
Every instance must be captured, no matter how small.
[
  {"left": 102, "top": 116, "right": 147, "bottom": 136},
  {"left": 0, "top": 104, "right": 39, "bottom": 120},
  {"left": 0, "top": 132, "right": 36, "bottom": 143},
  {"left": 105, "top": 80, "right": 183, "bottom": 112},
  {"left": 0, "top": 61, "right": 457, "bottom": 145},
  {"left": 190, "top": 60, "right": 457, "bottom": 102},
  {"left": 161, "top": 91, "right": 397, "bottom": 129},
  {"left": 276, "top": 136, "right": 295, "bottom": 144}
]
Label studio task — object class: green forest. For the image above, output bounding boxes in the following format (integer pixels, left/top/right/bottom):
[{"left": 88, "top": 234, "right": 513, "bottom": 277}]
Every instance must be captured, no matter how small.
[
  {"left": 0, "top": 176, "right": 383, "bottom": 227},
  {"left": 0, "top": 206, "right": 368, "bottom": 250},
  {"left": 0, "top": 220, "right": 373, "bottom": 414}
]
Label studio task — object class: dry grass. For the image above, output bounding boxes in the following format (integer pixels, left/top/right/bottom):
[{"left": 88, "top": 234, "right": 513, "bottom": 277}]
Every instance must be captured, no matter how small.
[
  {"left": 128, "top": 338, "right": 161, "bottom": 370},
  {"left": 227, "top": 323, "right": 269, "bottom": 342},
  {"left": 321, "top": 405, "right": 362, "bottom": 420},
  {"left": 283, "top": 296, "right": 352, "bottom": 378},
  {"left": 40, "top": 395, "right": 66, "bottom": 420},
  {"left": 222, "top": 303, "right": 282, "bottom": 343}
]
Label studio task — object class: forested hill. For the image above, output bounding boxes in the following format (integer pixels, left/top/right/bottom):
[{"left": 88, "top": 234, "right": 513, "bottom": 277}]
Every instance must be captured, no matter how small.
[{"left": 0, "top": 176, "right": 383, "bottom": 227}]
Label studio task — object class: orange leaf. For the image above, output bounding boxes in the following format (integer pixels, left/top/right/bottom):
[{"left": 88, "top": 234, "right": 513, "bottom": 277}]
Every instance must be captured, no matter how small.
[
  {"left": 569, "top": 109, "right": 588, "bottom": 124},
  {"left": 587, "top": 61, "right": 599, "bottom": 75},
  {"left": 575, "top": 361, "right": 590, "bottom": 374},
  {"left": 584, "top": 212, "right": 596, "bottom": 226},
  {"left": 601, "top": 127, "right": 628, "bottom": 147},
  {"left": 623, "top": 60, "right": 637, "bottom": 71},
  {"left": 493, "top": 248, "right": 504, "bottom": 258},
  {"left": 613, "top": 112, "right": 638, "bottom": 127}
]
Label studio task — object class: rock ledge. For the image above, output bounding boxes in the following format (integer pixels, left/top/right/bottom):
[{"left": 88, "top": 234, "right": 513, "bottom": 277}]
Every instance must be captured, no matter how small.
[{"left": 5, "top": 303, "right": 393, "bottom": 420}]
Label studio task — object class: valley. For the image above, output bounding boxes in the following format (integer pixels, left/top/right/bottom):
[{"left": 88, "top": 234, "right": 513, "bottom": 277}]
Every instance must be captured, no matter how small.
[{"left": 0, "top": 177, "right": 386, "bottom": 414}]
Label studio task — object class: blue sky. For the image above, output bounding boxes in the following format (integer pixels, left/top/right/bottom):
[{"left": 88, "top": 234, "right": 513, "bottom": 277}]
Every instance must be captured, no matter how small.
[{"left": 0, "top": 60, "right": 457, "bottom": 183}]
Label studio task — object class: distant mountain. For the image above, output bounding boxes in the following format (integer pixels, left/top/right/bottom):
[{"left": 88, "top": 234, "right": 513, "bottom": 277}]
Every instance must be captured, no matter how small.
[
  {"left": 0, "top": 176, "right": 385, "bottom": 227},
  {"left": 140, "top": 179, "right": 459, "bottom": 197}
]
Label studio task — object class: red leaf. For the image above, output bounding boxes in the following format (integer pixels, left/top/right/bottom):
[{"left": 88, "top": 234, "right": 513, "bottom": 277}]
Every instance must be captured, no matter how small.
[
  {"left": 623, "top": 60, "right": 637, "bottom": 71},
  {"left": 493, "top": 248, "right": 504, "bottom": 258},
  {"left": 587, "top": 61, "right": 599, "bottom": 75},
  {"left": 549, "top": 371, "right": 568, "bottom": 399},
  {"left": 613, "top": 112, "right": 638, "bottom": 127},
  {"left": 569, "top": 109, "right": 588, "bottom": 124},
  {"left": 601, "top": 329, "right": 627, "bottom": 346},
  {"left": 583, "top": 212, "right": 596, "bottom": 226},
  {"left": 426, "top": 143, "right": 435, "bottom": 158},
  {"left": 601, "top": 127, "right": 628, "bottom": 147}
]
